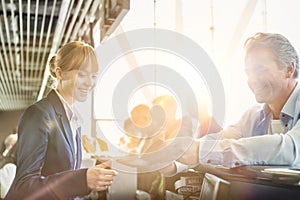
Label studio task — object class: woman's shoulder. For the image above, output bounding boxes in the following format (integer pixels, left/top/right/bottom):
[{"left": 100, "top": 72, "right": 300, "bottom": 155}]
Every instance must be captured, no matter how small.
[
  {"left": 24, "top": 90, "right": 59, "bottom": 113},
  {"left": 20, "top": 93, "right": 58, "bottom": 124},
  {"left": 24, "top": 97, "right": 52, "bottom": 114},
  {"left": 18, "top": 94, "right": 59, "bottom": 134}
]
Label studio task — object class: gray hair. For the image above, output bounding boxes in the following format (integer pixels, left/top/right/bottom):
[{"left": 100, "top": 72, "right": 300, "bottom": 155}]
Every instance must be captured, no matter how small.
[{"left": 244, "top": 32, "right": 299, "bottom": 78}]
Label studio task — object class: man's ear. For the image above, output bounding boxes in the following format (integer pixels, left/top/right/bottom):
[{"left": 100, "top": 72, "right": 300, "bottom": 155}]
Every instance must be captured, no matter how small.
[
  {"left": 55, "top": 67, "right": 63, "bottom": 80},
  {"left": 286, "top": 62, "right": 295, "bottom": 78}
]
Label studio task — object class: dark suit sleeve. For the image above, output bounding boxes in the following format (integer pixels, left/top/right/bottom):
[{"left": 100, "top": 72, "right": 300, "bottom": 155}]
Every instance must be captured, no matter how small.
[{"left": 5, "top": 104, "right": 91, "bottom": 200}]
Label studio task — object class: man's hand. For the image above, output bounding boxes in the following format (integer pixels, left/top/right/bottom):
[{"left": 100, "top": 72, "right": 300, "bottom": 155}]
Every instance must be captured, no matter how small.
[
  {"left": 86, "top": 160, "right": 118, "bottom": 191},
  {"left": 177, "top": 140, "right": 200, "bottom": 165},
  {"left": 116, "top": 137, "right": 194, "bottom": 172},
  {"left": 158, "top": 162, "right": 177, "bottom": 177}
]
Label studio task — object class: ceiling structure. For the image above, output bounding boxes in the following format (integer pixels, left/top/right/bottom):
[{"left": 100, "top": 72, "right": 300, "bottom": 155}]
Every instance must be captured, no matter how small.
[{"left": 0, "top": 0, "right": 130, "bottom": 111}]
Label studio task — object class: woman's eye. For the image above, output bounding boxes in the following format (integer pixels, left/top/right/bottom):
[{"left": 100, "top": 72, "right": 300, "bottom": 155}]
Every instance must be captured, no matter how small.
[
  {"left": 78, "top": 72, "right": 87, "bottom": 77},
  {"left": 92, "top": 75, "right": 98, "bottom": 79}
]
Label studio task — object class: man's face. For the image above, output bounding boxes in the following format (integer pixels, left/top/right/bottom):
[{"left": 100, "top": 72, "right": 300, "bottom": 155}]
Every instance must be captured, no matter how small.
[
  {"left": 61, "top": 59, "right": 99, "bottom": 103},
  {"left": 245, "top": 47, "right": 288, "bottom": 104}
]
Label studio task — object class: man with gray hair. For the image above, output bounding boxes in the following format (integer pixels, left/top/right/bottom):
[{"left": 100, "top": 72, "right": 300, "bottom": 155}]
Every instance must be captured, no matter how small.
[{"left": 162, "top": 32, "right": 300, "bottom": 174}]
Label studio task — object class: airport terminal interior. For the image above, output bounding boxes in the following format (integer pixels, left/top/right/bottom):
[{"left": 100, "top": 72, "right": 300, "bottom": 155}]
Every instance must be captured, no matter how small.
[{"left": 1, "top": 0, "right": 300, "bottom": 199}]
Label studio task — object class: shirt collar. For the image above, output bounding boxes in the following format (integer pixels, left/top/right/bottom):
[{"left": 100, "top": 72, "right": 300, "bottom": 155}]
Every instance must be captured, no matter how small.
[
  {"left": 55, "top": 90, "right": 76, "bottom": 122},
  {"left": 281, "top": 82, "right": 300, "bottom": 118},
  {"left": 262, "top": 81, "right": 299, "bottom": 119}
]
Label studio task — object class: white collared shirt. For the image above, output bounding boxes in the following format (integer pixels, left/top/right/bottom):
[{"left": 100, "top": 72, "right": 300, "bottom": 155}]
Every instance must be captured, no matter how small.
[
  {"left": 55, "top": 90, "right": 82, "bottom": 168},
  {"left": 198, "top": 82, "right": 300, "bottom": 168}
]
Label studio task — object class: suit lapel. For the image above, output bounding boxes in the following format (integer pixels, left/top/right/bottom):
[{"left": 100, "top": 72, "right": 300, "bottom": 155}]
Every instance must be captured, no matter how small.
[
  {"left": 75, "top": 126, "right": 82, "bottom": 169},
  {"left": 47, "top": 90, "right": 76, "bottom": 165},
  {"left": 58, "top": 112, "right": 76, "bottom": 160}
]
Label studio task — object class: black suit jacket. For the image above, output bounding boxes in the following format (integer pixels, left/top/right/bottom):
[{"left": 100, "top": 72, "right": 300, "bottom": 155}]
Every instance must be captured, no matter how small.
[{"left": 5, "top": 90, "right": 90, "bottom": 200}]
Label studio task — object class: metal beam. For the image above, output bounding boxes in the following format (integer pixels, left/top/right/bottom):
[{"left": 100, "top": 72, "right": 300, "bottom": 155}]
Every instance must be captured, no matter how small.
[
  {"left": 225, "top": 0, "right": 258, "bottom": 61},
  {"left": 37, "top": 0, "right": 72, "bottom": 100}
]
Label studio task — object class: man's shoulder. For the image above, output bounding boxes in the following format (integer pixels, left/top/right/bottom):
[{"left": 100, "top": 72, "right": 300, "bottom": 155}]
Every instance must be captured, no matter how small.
[
  {"left": 243, "top": 104, "right": 264, "bottom": 116},
  {"left": 236, "top": 104, "right": 265, "bottom": 126}
]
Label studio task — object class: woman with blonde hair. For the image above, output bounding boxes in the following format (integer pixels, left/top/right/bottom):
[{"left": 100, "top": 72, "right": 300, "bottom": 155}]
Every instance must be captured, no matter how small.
[{"left": 5, "top": 41, "right": 118, "bottom": 200}]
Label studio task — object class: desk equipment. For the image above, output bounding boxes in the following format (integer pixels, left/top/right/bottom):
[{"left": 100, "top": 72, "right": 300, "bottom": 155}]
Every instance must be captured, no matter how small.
[
  {"left": 195, "top": 165, "right": 300, "bottom": 200},
  {"left": 199, "top": 173, "right": 230, "bottom": 200},
  {"left": 107, "top": 160, "right": 137, "bottom": 200}
]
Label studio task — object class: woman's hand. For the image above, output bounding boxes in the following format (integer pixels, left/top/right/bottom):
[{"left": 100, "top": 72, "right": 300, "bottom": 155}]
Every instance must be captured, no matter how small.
[{"left": 86, "top": 160, "right": 118, "bottom": 191}]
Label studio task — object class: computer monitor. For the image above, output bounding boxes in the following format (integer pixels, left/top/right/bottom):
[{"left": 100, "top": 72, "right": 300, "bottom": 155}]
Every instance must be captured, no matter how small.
[{"left": 199, "top": 173, "right": 231, "bottom": 200}]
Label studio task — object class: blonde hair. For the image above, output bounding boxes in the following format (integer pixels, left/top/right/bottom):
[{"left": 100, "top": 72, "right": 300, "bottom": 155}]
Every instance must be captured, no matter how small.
[{"left": 49, "top": 41, "right": 98, "bottom": 78}]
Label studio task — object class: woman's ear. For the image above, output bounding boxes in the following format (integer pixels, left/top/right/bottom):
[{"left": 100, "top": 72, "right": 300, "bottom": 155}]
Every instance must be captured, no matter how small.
[{"left": 55, "top": 67, "right": 63, "bottom": 80}]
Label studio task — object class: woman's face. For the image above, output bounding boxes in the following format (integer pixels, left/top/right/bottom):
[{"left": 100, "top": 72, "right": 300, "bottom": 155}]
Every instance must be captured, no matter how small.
[{"left": 60, "top": 58, "right": 99, "bottom": 104}]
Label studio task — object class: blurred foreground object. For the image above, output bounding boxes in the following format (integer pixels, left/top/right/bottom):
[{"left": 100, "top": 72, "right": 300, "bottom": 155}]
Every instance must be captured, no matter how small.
[{"left": 119, "top": 95, "right": 187, "bottom": 154}]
